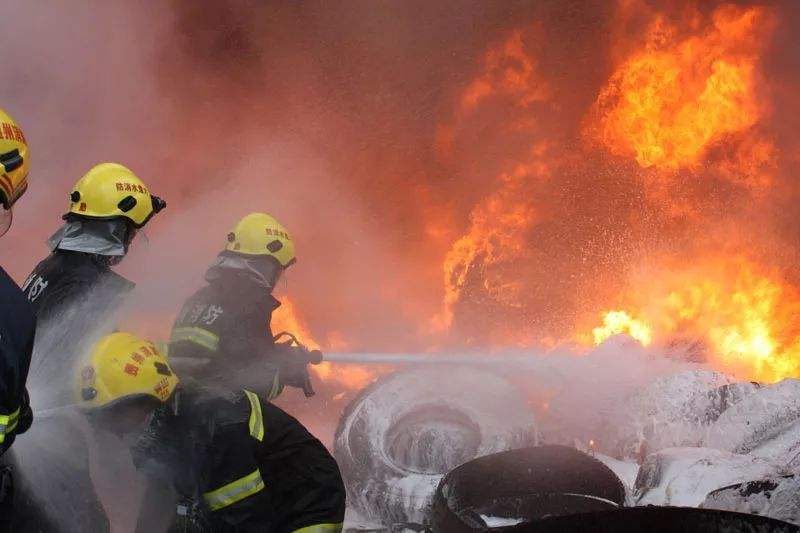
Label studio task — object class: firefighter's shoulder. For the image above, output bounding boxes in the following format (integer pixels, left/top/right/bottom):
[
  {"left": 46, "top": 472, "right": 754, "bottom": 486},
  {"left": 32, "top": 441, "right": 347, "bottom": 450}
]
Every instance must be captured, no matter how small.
[{"left": 27, "top": 252, "right": 119, "bottom": 294}]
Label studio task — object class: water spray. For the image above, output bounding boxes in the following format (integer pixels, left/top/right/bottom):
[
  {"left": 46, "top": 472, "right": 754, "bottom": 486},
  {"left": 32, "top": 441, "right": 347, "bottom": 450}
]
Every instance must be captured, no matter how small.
[{"left": 322, "top": 352, "right": 546, "bottom": 365}]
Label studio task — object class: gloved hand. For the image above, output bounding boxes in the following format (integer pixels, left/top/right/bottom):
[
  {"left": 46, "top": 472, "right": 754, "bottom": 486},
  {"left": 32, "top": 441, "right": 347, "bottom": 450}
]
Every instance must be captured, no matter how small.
[
  {"left": 306, "top": 349, "right": 323, "bottom": 365},
  {"left": 271, "top": 345, "right": 317, "bottom": 397},
  {"left": 277, "top": 355, "right": 312, "bottom": 391}
]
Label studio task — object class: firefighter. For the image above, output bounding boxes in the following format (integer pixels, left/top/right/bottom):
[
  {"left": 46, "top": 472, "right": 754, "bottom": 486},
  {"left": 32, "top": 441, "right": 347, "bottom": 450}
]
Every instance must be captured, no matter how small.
[
  {"left": 22, "top": 163, "right": 165, "bottom": 409},
  {"left": 78, "top": 332, "right": 346, "bottom": 532},
  {"left": 168, "top": 212, "right": 315, "bottom": 399},
  {"left": 23, "top": 162, "right": 166, "bottom": 323},
  {"left": 0, "top": 108, "right": 35, "bottom": 531}
]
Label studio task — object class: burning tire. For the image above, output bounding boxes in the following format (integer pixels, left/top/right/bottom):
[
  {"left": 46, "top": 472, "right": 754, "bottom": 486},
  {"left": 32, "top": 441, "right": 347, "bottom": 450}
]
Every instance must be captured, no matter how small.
[
  {"left": 429, "top": 446, "right": 625, "bottom": 532},
  {"left": 333, "top": 367, "right": 537, "bottom": 526}
]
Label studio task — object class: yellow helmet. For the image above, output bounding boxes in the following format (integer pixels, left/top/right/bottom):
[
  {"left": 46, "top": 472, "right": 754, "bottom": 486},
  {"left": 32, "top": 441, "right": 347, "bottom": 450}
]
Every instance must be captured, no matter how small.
[
  {"left": 67, "top": 163, "right": 166, "bottom": 227},
  {"left": 77, "top": 332, "right": 179, "bottom": 409},
  {"left": 0, "top": 108, "right": 29, "bottom": 209},
  {"left": 225, "top": 212, "right": 296, "bottom": 267}
]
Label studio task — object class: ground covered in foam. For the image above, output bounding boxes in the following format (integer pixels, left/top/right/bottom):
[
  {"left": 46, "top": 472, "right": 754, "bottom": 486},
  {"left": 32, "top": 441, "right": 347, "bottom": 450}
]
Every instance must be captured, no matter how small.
[{"left": 335, "top": 336, "right": 800, "bottom": 529}]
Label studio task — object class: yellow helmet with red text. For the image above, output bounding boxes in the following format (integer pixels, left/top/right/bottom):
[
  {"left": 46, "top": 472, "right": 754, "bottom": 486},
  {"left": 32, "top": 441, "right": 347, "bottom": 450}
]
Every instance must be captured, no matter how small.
[
  {"left": 225, "top": 212, "right": 296, "bottom": 267},
  {"left": 0, "top": 108, "right": 29, "bottom": 209},
  {"left": 77, "top": 332, "right": 179, "bottom": 409},
  {"left": 67, "top": 163, "right": 166, "bottom": 227}
]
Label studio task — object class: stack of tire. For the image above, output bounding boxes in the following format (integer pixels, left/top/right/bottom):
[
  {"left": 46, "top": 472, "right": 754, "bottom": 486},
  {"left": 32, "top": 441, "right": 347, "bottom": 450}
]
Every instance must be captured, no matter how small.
[
  {"left": 335, "top": 366, "right": 800, "bottom": 531},
  {"left": 333, "top": 367, "right": 538, "bottom": 526},
  {"left": 429, "top": 446, "right": 797, "bottom": 533}
]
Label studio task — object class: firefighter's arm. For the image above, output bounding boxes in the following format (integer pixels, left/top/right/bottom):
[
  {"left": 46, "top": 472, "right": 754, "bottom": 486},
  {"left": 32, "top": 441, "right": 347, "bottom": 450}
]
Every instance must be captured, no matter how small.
[
  {"left": 170, "top": 316, "right": 222, "bottom": 360},
  {"left": 199, "top": 421, "right": 272, "bottom": 528},
  {"left": 168, "top": 300, "right": 225, "bottom": 377},
  {"left": 269, "top": 336, "right": 323, "bottom": 397}
]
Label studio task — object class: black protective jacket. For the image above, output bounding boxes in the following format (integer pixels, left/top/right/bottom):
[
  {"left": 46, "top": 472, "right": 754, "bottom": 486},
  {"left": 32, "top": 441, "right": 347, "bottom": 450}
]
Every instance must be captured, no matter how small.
[
  {"left": 23, "top": 250, "right": 134, "bottom": 325},
  {"left": 0, "top": 267, "right": 34, "bottom": 454},
  {"left": 22, "top": 250, "right": 133, "bottom": 409},
  {"left": 133, "top": 383, "right": 345, "bottom": 532},
  {"left": 169, "top": 271, "right": 283, "bottom": 394}
]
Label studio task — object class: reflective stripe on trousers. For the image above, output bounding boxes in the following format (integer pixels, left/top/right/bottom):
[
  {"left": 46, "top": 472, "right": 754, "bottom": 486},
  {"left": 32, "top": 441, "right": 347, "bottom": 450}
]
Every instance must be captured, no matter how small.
[
  {"left": 0, "top": 407, "right": 21, "bottom": 443},
  {"left": 202, "top": 469, "right": 265, "bottom": 512},
  {"left": 292, "top": 523, "right": 344, "bottom": 533},
  {"left": 170, "top": 327, "right": 220, "bottom": 352}
]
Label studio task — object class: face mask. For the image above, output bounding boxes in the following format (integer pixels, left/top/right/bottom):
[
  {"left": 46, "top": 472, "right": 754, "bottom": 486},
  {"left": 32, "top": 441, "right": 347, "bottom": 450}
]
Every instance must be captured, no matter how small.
[{"left": 48, "top": 217, "right": 133, "bottom": 256}]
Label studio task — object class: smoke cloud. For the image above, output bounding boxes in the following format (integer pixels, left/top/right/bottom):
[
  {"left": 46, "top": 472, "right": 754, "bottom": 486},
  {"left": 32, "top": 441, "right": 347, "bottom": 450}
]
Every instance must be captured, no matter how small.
[
  {"left": 2, "top": 0, "right": 795, "bottom": 359},
  {"left": 4, "top": 2, "right": 800, "bottom": 528}
]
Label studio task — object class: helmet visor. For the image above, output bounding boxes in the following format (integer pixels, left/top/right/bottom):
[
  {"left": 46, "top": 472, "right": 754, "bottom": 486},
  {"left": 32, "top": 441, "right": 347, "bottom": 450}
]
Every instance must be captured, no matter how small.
[{"left": 0, "top": 205, "right": 11, "bottom": 237}]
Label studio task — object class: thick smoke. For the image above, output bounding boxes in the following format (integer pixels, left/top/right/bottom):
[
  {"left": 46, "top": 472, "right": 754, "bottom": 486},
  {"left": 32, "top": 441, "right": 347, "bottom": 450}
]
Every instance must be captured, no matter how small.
[
  {"left": 2, "top": 0, "right": 798, "bottom": 454},
  {"left": 4, "top": 0, "right": 797, "bottom": 355},
  {"left": 0, "top": 1, "right": 530, "bottom": 350}
]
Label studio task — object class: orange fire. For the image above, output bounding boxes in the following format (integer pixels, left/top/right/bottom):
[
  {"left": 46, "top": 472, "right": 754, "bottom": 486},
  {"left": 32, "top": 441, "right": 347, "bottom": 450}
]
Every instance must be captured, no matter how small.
[
  {"left": 459, "top": 27, "right": 549, "bottom": 113},
  {"left": 434, "top": 27, "right": 552, "bottom": 341},
  {"left": 588, "top": 5, "right": 772, "bottom": 173},
  {"left": 585, "top": 255, "right": 800, "bottom": 382},
  {"left": 434, "top": 155, "right": 546, "bottom": 334},
  {"left": 429, "top": 1, "right": 798, "bottom": 384},
  {"left": 591, "top": 311, "right": 653, "bottom": 347},
  {"left": 572, "top": 3, "right": 794, "bottom": 382}
]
